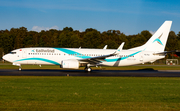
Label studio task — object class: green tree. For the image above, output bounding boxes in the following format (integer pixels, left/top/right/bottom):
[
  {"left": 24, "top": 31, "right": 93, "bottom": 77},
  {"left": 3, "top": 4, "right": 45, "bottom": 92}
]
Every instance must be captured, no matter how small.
[
  {"left": 103, "top": 40, "right": 118, "bottom": 49},
  {"left": 14, "top": 27, "right": 27, "bottom": 49},
  {"left": 177, "top": 31, "right": 180, "bottom": 40},
  {"left": 140, "top": 30, "right": 152, "bottom": 42},
  {"left": 82, "top": 29, "right": 101, "bottom": 48},
  {"left": 0, "top": 31, "right": 14, "bottom": 54},
  {"left": 166, "top": 31, "right": 178, "bottom": 51},
  {"left": 63, "top": 27, "right": 73, "bottom": 32}
]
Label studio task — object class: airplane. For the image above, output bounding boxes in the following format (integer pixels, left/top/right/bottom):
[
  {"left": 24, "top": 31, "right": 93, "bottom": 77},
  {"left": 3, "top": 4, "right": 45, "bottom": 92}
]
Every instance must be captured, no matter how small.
[{"left": 2, "top": 21, "right": 172, "bottom": 72}]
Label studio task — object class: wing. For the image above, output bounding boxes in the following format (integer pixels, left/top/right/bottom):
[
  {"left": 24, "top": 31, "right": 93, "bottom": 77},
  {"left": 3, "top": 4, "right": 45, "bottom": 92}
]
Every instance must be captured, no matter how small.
[
  {"left": 79, "top": 53, "right": 115, "bottom": 64},
  {"left": 79, "top": 42, "right": 125, "bottom": 64}
]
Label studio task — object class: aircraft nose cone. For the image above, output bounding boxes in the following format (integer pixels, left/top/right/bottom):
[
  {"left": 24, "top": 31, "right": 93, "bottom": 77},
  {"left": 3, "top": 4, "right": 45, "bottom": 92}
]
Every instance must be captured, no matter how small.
[{"left": 2, "top": 54, "right": 9, "bottom": 61}]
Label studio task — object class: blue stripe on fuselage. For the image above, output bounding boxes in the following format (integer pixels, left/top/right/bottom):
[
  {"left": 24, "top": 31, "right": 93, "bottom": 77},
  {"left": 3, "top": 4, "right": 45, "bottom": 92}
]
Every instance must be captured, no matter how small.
[
  {"left": 14, "top": 58, "right": 60, "bottom": 65},
  {"left": 55, "top": 48, "right": 141, "bottom": 62},
  {"left": 105, "top": 51, "right": 141, "bottom": 62},
  {"left": 54, "top": 48, "right": 90, "bottom": 59}
]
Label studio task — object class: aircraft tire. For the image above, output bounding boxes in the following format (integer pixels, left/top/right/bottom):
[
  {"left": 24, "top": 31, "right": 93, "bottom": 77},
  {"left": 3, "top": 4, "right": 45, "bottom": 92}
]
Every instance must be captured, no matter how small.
[{"left": 84, "top": 67, "right": 92, "bottom": 72}]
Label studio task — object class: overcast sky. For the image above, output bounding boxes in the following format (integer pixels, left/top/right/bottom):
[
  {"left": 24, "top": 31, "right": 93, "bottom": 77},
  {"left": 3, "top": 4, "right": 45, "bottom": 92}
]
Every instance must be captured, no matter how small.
[{"left": 0, "top": 0, "right": 180, "bottom": 35}]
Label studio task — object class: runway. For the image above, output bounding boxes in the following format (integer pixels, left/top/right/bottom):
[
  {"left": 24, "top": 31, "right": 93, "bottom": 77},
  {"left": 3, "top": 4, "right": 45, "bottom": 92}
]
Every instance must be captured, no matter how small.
[{"left": 0, "top": 69, "right": 180, "bottom": 77}]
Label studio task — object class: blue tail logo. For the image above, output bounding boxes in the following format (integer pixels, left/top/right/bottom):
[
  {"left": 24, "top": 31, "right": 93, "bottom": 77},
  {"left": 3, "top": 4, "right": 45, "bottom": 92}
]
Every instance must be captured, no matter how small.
[{"left": 153, "top": 33, "right": 163, "bottom": 46}]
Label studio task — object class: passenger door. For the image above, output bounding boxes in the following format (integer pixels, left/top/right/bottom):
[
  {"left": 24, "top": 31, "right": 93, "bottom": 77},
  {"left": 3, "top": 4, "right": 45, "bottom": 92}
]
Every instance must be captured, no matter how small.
[
  {"left": 22, "top": 49, "right": 27, "bottom": 58},
  {"left": 139, "top": 52, "right": 143, "bottom": 63}
]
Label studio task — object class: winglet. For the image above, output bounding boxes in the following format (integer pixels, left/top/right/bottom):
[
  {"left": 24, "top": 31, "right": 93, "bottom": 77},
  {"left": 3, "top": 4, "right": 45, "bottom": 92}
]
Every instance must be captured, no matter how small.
[
  {"left": 114, "top": 42, "right": 125, "bottom": 54},
  {"left": 103, "top": 45, "right": 108, "bottom": 49}
]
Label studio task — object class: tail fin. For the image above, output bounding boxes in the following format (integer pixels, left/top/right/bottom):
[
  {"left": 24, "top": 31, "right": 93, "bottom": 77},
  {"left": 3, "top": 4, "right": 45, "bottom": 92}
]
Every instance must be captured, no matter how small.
[{"left": 129, "top": 21, "right": 172, "bottom": 52}]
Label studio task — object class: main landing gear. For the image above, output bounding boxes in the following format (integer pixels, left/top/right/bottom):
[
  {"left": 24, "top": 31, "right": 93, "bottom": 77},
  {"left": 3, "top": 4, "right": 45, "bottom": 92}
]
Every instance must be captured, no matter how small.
[
  {"left": 84, "top": 64, "right": 92, "bottom": 72},
  {"left": 19, "top": 65, "right": 21, "bottom": 71}
]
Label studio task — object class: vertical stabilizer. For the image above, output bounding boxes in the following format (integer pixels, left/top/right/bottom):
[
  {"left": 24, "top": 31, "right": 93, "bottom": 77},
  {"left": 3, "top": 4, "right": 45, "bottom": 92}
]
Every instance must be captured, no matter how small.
[{"left": 129, "top": 21, "right": 172, "bottom": 52}]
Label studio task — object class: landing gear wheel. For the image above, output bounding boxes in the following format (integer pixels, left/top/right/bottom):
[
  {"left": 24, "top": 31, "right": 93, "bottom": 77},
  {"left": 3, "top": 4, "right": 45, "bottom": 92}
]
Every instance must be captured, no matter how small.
[
  {"left": 19, "top": 67, "right": 21, "bottom": 71},
  {"left": 84, "top": 67, "right": 92, "bottom": 72},
  {"left": 87, "top": 67, "right": 92, "bottom": 72}
]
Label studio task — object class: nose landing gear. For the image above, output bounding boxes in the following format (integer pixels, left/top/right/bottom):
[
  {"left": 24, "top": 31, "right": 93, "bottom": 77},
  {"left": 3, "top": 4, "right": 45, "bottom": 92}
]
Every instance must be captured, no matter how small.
[{"left": 12, "top": 63, "right": 21, "bottom": 71}]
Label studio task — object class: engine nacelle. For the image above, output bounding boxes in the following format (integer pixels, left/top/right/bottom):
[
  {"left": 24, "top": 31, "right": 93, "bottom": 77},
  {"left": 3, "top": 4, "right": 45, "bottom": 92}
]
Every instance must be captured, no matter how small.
[{"left": 61, "top": 59, "right": 79, "bottom": 69}]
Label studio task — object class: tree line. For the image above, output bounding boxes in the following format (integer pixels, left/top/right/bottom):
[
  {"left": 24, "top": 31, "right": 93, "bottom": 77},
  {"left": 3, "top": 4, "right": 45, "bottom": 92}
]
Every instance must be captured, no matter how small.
[{"left": 0, "top": 27, "right": 180, "bottom": 59}]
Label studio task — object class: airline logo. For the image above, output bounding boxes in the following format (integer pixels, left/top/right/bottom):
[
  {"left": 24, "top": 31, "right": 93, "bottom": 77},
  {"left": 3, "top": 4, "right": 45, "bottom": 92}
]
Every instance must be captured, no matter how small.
[
  {"left": 153, "top": 33, "right": 163, "bottom": 46},
  {"left": 31, "top": 49, "right": 55, "bottom": 53},
  {"left": 31, "top": 49, "right": 35, "bottom": 52}
]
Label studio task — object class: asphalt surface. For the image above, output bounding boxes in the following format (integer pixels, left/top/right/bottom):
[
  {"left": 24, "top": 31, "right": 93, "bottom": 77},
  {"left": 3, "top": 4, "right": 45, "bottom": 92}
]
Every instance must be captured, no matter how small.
[{"left": 0, "top": 69, "right": 180, "bottom": 77}]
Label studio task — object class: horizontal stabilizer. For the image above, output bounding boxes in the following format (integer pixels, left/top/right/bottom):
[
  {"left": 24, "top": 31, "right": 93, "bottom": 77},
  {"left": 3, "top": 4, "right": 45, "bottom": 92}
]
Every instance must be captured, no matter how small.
[
  {"left": 154, "top": 50, "right": 180, "bottom": 57},
  {"left": 175, "top": 50, "right": 180, "bottom": 57}
]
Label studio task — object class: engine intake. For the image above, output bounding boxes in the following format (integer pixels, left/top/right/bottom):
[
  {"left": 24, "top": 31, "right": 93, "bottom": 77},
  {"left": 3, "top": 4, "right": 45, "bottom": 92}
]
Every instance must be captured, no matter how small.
[{"left": 61, "top": 59, "right": 79, "bottom": 69}]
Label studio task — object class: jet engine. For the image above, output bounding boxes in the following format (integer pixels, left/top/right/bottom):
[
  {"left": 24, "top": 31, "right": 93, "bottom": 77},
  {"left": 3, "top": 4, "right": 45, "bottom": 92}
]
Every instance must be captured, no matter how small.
[{"left": 60, "top": 59, "right": 79, "bottom": 69}]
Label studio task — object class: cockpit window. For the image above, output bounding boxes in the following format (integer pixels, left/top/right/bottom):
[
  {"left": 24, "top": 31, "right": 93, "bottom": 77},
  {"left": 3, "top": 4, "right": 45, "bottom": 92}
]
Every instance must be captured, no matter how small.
[{"left": 10, "top": 52, "right": 16, "bottom": 54}]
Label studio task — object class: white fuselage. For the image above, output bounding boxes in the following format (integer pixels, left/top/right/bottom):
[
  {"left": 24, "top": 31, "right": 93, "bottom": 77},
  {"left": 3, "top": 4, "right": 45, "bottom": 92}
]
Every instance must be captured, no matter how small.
[{"left": 3, "top": 47, "right": 164, "bottom": 67}]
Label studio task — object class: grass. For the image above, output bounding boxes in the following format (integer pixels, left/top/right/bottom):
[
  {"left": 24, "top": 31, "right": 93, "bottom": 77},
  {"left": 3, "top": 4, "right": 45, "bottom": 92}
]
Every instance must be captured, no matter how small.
[{"left": 0, "top": 76, "right": 180, "bottom": 111}]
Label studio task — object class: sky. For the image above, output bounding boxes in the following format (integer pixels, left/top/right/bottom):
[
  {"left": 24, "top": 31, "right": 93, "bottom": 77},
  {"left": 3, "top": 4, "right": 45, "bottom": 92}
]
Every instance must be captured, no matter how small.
[{"left": 0, "top": 0, "right": 180, "bottom": 35}]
